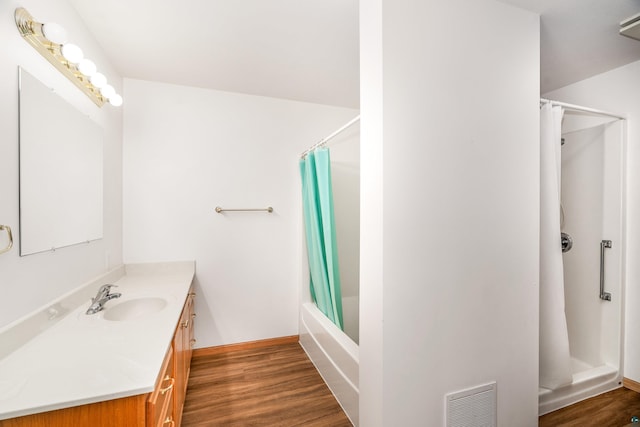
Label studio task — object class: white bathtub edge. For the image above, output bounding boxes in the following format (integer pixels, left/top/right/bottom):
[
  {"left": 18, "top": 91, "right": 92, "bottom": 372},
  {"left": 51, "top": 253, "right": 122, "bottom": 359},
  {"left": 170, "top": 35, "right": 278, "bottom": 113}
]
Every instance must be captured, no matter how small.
[{"left": 299, "top": 302, "right": 359, "bottom": 426}]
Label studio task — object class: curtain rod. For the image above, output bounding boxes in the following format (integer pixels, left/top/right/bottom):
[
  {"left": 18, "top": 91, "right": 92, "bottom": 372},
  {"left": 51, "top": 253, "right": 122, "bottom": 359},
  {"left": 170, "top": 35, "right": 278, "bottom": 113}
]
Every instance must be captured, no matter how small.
[
  {"left": 300, "top": 115, "right": 360, "bottom": 159},
  {"left": 540, "top": 98, "right": 625, "bottom": 120}
]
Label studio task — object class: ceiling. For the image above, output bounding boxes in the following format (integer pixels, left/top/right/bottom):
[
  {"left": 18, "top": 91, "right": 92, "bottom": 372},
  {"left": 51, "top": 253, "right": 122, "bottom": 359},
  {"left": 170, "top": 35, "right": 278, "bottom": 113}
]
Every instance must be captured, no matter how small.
[
  {"left": 500, "top": 0, "right": 640, "bottom": 94},
  {"left": 68, "top": 0, "right": 640, "bottom": 108}
]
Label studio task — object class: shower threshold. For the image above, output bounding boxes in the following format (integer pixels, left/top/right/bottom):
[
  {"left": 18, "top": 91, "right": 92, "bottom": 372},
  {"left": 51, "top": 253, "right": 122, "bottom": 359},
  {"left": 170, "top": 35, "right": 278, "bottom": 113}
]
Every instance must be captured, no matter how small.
[{"left": 538, "top": 359, "right": 620, "bottom": 416}]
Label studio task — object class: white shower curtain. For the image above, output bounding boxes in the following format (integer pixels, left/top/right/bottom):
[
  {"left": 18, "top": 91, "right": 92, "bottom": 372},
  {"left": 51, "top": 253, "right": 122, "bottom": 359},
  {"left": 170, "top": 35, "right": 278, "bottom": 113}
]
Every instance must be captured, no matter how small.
[{"left": 539, "top": 103, "right": 573, "bottom": 390}]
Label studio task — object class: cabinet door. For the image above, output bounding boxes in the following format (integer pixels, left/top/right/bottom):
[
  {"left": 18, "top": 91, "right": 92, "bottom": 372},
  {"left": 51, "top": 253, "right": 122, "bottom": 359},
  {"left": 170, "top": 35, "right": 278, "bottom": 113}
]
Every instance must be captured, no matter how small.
[
  {"left": 147, "top": 347, "right": 175, "bottom": 427},
  {"left": 173, "top": 287, "right": 195, "bottom": 426},
  {"left": 184, "top": 291, "right": 196, "bottom": 379}
]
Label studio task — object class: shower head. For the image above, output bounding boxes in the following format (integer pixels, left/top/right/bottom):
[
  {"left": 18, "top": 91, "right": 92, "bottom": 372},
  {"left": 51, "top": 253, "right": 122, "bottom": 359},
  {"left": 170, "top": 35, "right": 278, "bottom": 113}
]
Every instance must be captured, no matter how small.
[{"left": 620, "top": 12, "right": 640, "bottom": 41}]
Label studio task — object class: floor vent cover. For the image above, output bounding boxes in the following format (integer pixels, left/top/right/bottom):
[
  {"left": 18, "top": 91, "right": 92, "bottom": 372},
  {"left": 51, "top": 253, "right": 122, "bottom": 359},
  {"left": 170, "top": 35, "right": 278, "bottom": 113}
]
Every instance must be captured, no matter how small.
[{"left": 446, "top": 382, "right": 496, "bottom": 427}]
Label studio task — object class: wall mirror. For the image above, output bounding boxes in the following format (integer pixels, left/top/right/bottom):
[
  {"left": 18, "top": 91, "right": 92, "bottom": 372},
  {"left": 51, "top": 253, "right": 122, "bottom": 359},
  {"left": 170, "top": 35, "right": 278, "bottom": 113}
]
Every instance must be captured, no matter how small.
[{"left": 18, "top": 67, "right": 103, "bottom": 256}]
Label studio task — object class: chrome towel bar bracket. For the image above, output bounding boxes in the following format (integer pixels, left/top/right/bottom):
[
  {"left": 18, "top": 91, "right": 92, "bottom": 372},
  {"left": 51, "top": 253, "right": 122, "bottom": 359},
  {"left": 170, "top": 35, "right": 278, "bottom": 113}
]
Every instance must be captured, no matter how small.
[
  {"left": 0, "top": 225, "right": 13, "bottom": 254},
  {"left": 215, "top": 207, "right": 273, "bottom": 213}
]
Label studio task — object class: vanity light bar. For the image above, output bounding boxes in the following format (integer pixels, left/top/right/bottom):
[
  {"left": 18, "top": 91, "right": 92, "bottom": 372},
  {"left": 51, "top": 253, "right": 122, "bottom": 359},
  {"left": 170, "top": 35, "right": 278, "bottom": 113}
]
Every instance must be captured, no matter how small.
[{"left": 14, "top": 8, "right": 122, "bottom": 108}]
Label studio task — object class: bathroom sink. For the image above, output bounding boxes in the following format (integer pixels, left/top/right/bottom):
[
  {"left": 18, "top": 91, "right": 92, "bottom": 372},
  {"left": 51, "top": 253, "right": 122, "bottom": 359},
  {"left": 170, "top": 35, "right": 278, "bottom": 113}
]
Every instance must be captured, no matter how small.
[{"left": 103, "top": 297, "right": 168, "bottom": 321}]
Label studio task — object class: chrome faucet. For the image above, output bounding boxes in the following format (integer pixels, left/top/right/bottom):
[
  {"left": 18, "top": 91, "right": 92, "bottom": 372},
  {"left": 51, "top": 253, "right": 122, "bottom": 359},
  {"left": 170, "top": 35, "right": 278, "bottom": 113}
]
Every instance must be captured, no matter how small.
[{"left": 86, "top": 284, "right": 121, "bottom": 315}]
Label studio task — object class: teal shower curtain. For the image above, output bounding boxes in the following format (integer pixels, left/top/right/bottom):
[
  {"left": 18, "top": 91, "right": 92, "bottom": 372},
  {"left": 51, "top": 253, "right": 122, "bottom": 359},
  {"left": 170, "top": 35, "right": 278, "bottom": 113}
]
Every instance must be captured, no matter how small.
[{"left": 300, "top": 148, "right": 344, "bottom": 330}]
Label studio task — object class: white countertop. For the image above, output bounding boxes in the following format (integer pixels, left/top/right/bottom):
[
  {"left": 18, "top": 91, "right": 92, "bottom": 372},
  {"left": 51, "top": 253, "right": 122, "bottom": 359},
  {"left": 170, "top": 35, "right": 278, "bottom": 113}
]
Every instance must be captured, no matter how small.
[{"left": 0, "top": 261, "right": 195, "bottom": 421}]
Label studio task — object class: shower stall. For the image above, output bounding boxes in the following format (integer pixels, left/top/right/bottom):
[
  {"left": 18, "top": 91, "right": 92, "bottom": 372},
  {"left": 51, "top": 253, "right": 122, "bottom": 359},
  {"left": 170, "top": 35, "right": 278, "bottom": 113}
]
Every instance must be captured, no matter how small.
[{"left": 539, "top": 100, "right": 626, "bottom": 415}]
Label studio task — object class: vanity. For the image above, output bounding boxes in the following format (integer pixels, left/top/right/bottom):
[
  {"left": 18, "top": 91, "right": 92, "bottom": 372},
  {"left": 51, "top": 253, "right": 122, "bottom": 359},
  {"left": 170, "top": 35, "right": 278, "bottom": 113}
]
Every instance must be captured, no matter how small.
[{"left": 0, "top": 261, "right": 195, "bottom": 427}]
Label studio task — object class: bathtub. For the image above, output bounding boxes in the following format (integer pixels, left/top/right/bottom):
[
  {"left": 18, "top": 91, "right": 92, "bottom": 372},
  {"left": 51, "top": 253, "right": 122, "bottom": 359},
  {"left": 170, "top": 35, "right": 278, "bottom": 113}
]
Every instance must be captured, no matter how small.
[{"left": 299, "top": 302, "right": 359, "bottom": 426}]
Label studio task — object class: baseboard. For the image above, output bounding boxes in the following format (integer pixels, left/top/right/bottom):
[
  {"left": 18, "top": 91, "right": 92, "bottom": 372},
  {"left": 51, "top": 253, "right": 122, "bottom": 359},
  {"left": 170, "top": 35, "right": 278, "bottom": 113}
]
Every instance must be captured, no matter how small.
[
  {"left": 193, "top": 335, "right": 299, "bottom": 357},
  {"left": 623, "top": 377, "right": 640, "bottom": 393}
]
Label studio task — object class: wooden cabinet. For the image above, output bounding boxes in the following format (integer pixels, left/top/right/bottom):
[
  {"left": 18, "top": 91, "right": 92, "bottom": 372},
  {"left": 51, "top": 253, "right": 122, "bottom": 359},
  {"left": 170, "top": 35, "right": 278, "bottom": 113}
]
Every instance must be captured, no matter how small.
[
  {"left": 1, "top": 289, "right": 195, "bottom": 427},
  {"left": 173, "top": 288, "right": 195, "bottom": 426}
]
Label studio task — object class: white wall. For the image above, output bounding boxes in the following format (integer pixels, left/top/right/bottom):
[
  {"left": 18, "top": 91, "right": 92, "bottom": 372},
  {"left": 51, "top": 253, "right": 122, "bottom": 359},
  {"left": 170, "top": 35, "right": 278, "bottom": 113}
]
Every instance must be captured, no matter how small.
[
  {"left": 359, "top": 0, "right": 540, "bottom": 425},
  {"left": 544, "top": 60, "right": 640, "bottom": 381},
  {"left": 0, "top": 0, "right": 123, "bottom": 328},
  {"left": 122, "top": 79, "right": 358, "bottom": 348},
  {"left": 359, "top": 1, "right": 385, "bottom": 423}
]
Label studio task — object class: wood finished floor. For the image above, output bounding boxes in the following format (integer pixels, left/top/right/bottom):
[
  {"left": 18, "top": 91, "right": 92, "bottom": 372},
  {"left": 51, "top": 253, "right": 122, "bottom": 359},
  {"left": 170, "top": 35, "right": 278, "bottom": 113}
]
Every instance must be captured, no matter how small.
[
  {"left": 181, "top": 342, "right": 352, "bottom": 426},
  {"left": 539, "top": 387, "right": 640, "bottom": 427}
]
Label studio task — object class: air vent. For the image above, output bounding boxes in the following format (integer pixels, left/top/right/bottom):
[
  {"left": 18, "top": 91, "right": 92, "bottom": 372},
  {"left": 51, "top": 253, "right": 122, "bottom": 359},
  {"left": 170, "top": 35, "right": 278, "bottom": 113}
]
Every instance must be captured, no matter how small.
[
  {"left": 620, "top": 12, "right": 640, "bottom": 41},
  {"left": 446, "top": 382, "right": 496, "bottom": 427}
]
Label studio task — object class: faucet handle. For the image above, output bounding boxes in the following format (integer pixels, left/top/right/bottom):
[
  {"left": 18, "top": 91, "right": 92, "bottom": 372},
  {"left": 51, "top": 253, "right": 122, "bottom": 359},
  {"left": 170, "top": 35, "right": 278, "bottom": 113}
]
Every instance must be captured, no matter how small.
[
  {"left": 93, "top": 284, "right": 118, "bottom": 301},
  {"left": 98, "top": 284, "right": 117, "bottom": 293},
  {"left": 91, "top": 284, "right": 119, "bottom": 304}
]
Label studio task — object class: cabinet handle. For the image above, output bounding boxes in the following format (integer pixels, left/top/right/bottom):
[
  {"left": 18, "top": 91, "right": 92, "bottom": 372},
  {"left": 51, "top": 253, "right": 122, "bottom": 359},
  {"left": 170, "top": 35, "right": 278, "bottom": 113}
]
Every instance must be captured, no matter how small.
[
  {"left": 191, "top": 313, "right": 196, "bottom": 319},
  {"left": 189, "top": 292, "right": 196, "bottom": 298},
  {"left": 182, "top": 319, "right": 189, "bottom": 329},
  {"left": 0, "top": 225, "right": 13, "bottom": 255},
  {"left": 160, "top": 376, "right": 175, "bottom": 395},
  {"left": 190, "top": 339, "right": 197, "bottom": 347},
  {"left": 163, "top": 416, "right": 175, "bottom": 426}
]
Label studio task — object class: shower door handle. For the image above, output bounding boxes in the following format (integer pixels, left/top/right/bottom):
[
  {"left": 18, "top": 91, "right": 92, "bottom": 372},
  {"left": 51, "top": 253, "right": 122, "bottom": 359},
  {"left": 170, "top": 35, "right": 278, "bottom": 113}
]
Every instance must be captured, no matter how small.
[{"left": 600, "top": 240, "right": 612, "bottom": 301}]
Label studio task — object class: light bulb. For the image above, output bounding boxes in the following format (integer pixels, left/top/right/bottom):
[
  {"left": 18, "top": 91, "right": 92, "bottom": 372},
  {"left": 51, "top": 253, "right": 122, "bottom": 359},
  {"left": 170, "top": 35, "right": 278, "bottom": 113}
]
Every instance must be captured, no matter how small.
[
  {"left": 42, "top": 23, "right": 67, "bottom": 44},
  {"left": 90, "top": 72, "right": 107, "bottom": 88},
  {"left": 100, "top": 85, "right": 115, "bottom": 99},
  {"left": 78, "top": 59, "right": 97, "bottom": 77},
  {"left": 109, "top": 94, "right": 123, "bottom": 107},
  {"left": 61, "top": 43, "right": 83, "bottom": 64}
]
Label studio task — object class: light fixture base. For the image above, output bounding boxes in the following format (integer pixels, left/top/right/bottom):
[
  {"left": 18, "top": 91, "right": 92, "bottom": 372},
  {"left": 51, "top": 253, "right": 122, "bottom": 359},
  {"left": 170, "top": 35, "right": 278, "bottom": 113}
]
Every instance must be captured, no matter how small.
[{"left": 15, "top": 7, "right": 106, "bottom": 107}]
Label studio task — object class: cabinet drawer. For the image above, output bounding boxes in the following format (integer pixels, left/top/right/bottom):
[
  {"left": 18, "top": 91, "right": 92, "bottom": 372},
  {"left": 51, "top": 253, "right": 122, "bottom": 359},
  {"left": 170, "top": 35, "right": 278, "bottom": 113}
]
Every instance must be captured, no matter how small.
[{"left": 147, "top": 347, "right": 175, "bottom": 427}]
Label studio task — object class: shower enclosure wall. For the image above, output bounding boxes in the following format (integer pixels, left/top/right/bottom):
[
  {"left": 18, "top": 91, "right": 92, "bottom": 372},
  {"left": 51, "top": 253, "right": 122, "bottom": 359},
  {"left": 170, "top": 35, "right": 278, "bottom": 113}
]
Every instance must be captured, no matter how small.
[
  {"left": 329, "top": 126, "right": 360, "bottom": 344},
  {"left": 539, "top": 105, "right": 626, "bottom": 415}
]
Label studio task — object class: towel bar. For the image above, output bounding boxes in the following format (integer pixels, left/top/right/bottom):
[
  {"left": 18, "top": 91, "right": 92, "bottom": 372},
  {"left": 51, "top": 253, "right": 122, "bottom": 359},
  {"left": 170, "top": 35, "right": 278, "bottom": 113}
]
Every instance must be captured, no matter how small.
[{"left": 215, "top": 207, "right": 273, "bottom": 213}]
